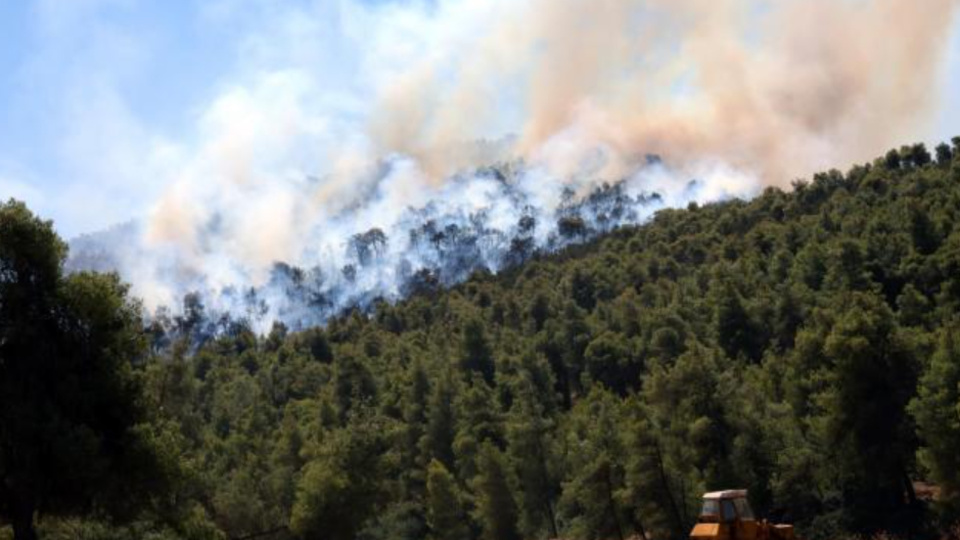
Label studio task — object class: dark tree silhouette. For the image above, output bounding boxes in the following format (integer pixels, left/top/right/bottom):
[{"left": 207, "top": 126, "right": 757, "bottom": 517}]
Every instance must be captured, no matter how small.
[{"left": 0, "top": 200, "right": 169, "bottom": 540}]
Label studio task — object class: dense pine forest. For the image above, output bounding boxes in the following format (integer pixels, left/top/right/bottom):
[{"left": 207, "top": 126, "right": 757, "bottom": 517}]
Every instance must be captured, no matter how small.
[{"left": 4, "top": 139, "right": 960, "bottom": 540}]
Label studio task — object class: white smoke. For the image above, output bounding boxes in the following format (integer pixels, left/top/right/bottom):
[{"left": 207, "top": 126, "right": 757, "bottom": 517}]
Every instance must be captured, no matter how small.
[{"left": 66, "top": 0, "right": 960, "bottom": 330}]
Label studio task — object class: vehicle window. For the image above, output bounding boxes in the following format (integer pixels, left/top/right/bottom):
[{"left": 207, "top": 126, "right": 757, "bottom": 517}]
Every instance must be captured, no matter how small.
[
  {"left": 721, "top": 500, "right": 737, "bottom": 522},
  {"left": 734, "top": 497, "right": 755, "bottom": 520},
  {"left": 701, "top": 499, "right": 720, "bottom": 517}
]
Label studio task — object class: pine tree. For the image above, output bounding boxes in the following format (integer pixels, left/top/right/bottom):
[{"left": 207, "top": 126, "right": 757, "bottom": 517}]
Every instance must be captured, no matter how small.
[
  {"left": 621, "top": 397, "right": 685, "bottom": 540},
  {"left": 290, "top": 416, "right": 387, "bottom": 540},
  {"left": 713, "top": 278, "right": 756, "bottom": 360},
  {"left": 559, "top": 387, "right": 631, "bottom": 540},
  {"left": 426, "top": 459, "right": 472, "bottom": 540},
  {"left": 506, "top": 375, "right": 560, "bottom": 539},
  {"left": 423, "top": 368, "right": 457, "bottom": 470},
  {"left": 474, "top": 443, "right": 521, "bottom": 540},
  {"left": 460, "top": 318, "right": 496, "bottom": 384},
  {"left": 453, "top": 374, "right": 503, "bottom": 480},
  {"left": 403, "top": 358, "right": 431, "bottom": 496},
  {"left": 909, "top": 325, "right": 960, "bottom": 522},
  {"left": 643, "top": 345, "right": 735, "bottom": 495},
  {"left": 814, "top": 293, "right": 920, "bottom": 531}
]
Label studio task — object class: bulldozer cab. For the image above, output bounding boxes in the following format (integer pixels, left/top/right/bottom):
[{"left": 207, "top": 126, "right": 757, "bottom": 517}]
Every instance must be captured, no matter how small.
[
  {"left": 691, "top": 490, "right": 759, "bottom": 540},
  {"left": 691, "top": 490, "right": 795, "bottom": 540},
  {"left": 699, "top": 490, "right": 755, "bottom": 523}
]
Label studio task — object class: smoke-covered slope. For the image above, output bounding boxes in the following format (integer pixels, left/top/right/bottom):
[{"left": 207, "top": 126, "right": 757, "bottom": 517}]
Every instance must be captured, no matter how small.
[
  {"left": 68, "top": 155, "right": 752, "bottom": 332},
  {"left": 62, "top": 0, "right": 960, "bottom": 331}
]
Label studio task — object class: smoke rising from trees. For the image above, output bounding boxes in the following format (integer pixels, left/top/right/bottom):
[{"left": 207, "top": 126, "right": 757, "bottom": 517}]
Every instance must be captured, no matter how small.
[{"left": 70, "top": 0, "right": 960, "bottom": 325}]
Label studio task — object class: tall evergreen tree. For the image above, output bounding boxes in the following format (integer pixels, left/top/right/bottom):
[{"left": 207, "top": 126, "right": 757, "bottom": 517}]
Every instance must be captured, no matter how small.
[
  {"left": 506, "top": 375, "right": 560, "bottom": 539},
  {"left": 453, "top": 374, "right": 503, "bottom": 480},
  {"left": 713, "top": 278, "right": 756, "bottom": 360},
  {"left": 460, "top": 318, "right": 495, "bottom": 384},
  {"left": 621, "top": 397, "right": 685, "bottom": 540},
  {"left": 426, "top": 459, "right": 472, "bottom": 540},
  {"left": 812, "top": 293, "right": 920, "bottom": 531},
  {"left": 290, "top": 415, "right": 388, "bottom": 540},
  {"left": 909, "top": 324, "right": 960, "bottom": 523},
  {"left": 560, "top": 387, "right": 632, "bottom": 540},
  {"left": 473, "top": 443, "right": 521, "bottom": 540},
  {"left": 402, "top": 358, "right": 431, "bottom": 496},
  {"left": 423, "top": 368, "right": 458, "bottom": 471}
]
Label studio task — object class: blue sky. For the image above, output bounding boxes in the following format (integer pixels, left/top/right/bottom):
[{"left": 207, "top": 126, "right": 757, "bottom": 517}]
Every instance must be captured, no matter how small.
[
  {"left": 1, "top": 0, "right": 959, "bottom": 238},
  {"left": 0, "top": 0, "right": 342, "bottom": 235},
  {"left": 939, "top": 21, "right": 960, "bottom": 145},
  {"left": 0, "top": 1, "right": 223, "bottom": 234}
]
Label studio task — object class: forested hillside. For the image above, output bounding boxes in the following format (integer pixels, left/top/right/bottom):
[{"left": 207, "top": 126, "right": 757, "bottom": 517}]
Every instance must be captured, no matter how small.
[{"left": 5, "top": 139, "right": 960, "bottom": 540}]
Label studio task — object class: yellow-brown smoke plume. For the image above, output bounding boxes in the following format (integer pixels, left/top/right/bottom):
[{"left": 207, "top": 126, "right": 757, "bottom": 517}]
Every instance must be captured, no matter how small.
[
  {"left": 135, "top": 0, "right": 959, "bottom": 310},
  {"left": 368, "top": 0, "right": 959, "bottom": 185}
]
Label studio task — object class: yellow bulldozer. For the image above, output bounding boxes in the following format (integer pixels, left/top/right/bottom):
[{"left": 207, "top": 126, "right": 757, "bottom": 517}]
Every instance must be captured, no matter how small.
[{"left": 689, "top": 490, "right": 796, "bottom": 540}]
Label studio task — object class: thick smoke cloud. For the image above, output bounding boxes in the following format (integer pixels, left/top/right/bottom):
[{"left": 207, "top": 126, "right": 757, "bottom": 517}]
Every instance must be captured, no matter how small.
[
  {"left": 70, "top": 0, "right": 960, "bottom": 328},
  {"left": 367, "top": 0, "right": 958, "bottom": 182}
]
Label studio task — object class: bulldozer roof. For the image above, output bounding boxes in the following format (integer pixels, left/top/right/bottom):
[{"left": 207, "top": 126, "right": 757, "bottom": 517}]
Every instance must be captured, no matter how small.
[{"left": 703, "top": 489, "right": 748, "bottom": 499}]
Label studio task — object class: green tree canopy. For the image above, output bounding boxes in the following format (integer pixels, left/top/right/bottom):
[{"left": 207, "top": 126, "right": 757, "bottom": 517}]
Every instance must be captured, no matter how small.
[{"left": 0, "top": 200, "right": 169, "bottom": 540}]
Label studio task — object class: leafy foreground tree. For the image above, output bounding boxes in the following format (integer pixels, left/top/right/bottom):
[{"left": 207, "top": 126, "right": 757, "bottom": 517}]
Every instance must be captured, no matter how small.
[{"left": 0, "top": 200, "right": 171, "bottom": 540}]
